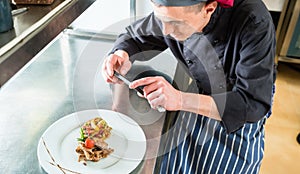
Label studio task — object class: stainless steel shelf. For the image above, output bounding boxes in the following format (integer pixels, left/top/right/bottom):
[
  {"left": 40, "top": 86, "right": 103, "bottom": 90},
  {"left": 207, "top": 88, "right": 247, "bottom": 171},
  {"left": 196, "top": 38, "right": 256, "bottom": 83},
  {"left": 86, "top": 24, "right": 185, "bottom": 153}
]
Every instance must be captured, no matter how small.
[{"left": 0, "top": 0, "right": 96, "bottom": 86}]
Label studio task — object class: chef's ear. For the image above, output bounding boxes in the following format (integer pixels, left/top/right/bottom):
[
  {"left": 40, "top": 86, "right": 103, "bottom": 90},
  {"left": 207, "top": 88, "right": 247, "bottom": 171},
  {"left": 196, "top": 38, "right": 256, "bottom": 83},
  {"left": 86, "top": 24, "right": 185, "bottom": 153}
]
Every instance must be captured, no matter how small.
[{"left": 203, "top": 1, "right": 218, "bottom": 18}]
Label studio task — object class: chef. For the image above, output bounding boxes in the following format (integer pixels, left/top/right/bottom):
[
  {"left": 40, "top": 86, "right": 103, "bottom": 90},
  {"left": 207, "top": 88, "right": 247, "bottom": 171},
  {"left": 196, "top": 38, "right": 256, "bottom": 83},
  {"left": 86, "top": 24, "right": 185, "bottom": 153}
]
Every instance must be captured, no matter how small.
[{"left": 102, "top": 0, "right": 276, "bottom": 173}]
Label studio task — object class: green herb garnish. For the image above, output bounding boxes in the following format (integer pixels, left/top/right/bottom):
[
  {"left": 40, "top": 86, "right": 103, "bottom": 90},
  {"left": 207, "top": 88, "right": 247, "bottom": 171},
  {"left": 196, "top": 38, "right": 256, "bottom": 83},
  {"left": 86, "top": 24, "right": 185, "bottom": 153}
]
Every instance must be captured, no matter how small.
[{"left": 77, "top": 128, "right": 86, "bottom": 142}]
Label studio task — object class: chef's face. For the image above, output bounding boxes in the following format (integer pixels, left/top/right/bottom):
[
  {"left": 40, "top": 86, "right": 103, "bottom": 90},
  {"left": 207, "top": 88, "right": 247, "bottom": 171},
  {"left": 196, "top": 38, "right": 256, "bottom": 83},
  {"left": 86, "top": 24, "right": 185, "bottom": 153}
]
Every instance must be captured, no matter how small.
[{"left": 152, "top": 2, "right": 217, "bottom": 41}]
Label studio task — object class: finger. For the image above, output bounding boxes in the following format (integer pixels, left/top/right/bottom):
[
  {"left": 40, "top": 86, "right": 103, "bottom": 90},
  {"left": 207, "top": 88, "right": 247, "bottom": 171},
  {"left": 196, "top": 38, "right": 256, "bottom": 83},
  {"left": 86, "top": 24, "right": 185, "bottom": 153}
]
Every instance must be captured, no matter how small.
[
  {"left": 142, "top": 77, "right": 167, "bottom": 96},
  {"left": 129, "top": 77, "right": 159, "bottom": 89},
  {"left": 111, "top": 76, "right": 121, "bottom": 83},
  {"left": 143, "top": 82, "right": 160, "bottom": 97},
  {"left": 106, "top": 54, "right": 119, "bottom": 76},
  {"left": 105, "top": 71, "right": 119, "bottom": 83},
  {"left": 103, "top": 65, "right": 115, "bottom": 82},
  {"left": 103, "top": 64, "right": 120, "bottom": 83},
  {"left": 120, "top": 60, "right": 131, "bottom": 76},
  {"left": 146, "top": 89, "right": 162, "bottom": 102},
  {"left": 102, "top": 59, "right": 113, "bottom": 82},
  {"left": 148, "top": 94, "right": 164, "bottom": 109}
]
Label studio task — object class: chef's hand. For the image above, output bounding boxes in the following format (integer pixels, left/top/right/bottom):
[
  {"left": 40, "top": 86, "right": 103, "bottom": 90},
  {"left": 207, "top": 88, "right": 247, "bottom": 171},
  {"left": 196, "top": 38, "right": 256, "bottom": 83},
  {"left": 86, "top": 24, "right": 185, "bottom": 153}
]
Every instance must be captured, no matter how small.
[
  {"left": 129, "top": 76, "right": 182, "bottom": 111},
  {"left": 102, "top": 50, "right": 132, "bottom": 83}
]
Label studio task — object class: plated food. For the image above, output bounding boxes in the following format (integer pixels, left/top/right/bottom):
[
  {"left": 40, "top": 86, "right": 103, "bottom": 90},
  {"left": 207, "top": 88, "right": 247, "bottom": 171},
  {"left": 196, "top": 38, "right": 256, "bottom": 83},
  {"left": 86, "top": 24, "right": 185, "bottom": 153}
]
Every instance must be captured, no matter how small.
[
  {"left": 75, "top": 117, "right": 114, "bottom": 165},
  {"left": 38, "top": 109, "right": 146, "bottom": 174}
]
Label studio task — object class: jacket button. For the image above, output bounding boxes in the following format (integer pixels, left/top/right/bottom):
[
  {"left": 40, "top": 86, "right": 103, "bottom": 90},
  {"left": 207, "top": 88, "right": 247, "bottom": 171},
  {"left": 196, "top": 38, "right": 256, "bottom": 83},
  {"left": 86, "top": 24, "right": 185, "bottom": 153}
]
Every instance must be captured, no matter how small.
[
  {"left": 213, "top": 39, "right": 219, "bottom": 44},
  {"left": 187, "top": 60, "right": 194, "bottom": 65},
  {"left": 219, "top": 84, "right": 225, "bottom": 89},
  {"left": 214, "top": 64, "right": 223, "bottom": 70}
]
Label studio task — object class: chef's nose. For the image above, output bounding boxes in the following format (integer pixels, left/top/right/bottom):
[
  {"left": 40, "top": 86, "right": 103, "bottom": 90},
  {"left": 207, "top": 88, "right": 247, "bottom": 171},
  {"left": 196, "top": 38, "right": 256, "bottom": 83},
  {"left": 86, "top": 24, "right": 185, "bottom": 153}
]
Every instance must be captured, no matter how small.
[{"left": 162, "top": 22, "right": 173, "bottom": 36}]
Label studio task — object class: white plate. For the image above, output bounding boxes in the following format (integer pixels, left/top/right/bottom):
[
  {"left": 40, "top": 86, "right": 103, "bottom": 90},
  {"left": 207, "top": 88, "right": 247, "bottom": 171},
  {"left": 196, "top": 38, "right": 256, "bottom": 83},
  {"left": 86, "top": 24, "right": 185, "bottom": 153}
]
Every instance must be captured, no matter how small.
[{"left": 37, "top": 109, "right": 146, "bottom": 174}]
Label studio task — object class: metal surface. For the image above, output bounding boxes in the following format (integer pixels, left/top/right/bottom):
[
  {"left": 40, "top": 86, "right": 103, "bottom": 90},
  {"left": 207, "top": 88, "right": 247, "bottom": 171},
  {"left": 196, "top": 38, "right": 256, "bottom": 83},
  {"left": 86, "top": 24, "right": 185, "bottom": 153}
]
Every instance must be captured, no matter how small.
[
  {"left": 64, "top": 28, "right": 118, "bottom": 41},
  {"left": 68, "top": 0, "right": 132, "bottom": 37},
  {"left": 0, "top": 0, "right": 95, "bottom": 86},
  {"left": 0, "top": 0, "right": 67, "bottom": 51},
  {"left": 0, "top": 30, "right": 178, "bottom": 173},
  {"left": 11, "top": 7, "right": 29, "bottom": 16},
  {"left": 130, "top": 0, "right": 137, "bottom": 22}
]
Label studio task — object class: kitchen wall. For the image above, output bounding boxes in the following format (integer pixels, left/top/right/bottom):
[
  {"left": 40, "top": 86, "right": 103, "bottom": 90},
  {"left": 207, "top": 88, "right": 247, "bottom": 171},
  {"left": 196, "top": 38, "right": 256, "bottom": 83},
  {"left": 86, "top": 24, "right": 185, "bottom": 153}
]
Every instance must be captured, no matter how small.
[
  {"left": 138, "top": 0, "right": 286, "bottom": 14},
  {"left": 70, "top": 0, "right": 285, "bottom": 35}
]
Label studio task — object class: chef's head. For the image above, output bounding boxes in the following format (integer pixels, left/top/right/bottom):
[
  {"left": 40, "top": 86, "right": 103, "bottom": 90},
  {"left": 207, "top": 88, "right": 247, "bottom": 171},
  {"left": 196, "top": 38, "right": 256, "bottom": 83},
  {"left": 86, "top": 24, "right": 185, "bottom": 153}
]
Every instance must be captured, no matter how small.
[{"left": 151, "top": 0, "right": 233, "bottom": 41}]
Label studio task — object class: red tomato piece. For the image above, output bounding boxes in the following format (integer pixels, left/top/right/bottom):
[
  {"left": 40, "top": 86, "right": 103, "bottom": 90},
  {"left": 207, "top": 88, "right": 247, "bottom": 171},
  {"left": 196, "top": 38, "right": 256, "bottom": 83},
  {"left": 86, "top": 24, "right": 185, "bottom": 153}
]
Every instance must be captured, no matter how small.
[{"left": 85, "top": 138, "right": 95, "bottom": 148}]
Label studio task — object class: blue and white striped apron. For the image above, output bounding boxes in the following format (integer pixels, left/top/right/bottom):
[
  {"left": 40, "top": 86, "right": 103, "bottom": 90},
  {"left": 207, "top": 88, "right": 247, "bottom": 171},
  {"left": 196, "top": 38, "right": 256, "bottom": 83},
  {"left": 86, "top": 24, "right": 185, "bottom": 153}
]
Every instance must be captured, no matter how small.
[{"left": 159, "top": 109, "right": 271, "bottom": 174}]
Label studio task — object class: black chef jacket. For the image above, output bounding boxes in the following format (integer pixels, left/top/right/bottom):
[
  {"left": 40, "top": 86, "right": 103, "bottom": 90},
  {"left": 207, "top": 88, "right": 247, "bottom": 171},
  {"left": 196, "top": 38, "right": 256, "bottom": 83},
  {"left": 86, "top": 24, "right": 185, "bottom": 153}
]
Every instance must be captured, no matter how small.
[{"left": 109, "top": 0, "right": 276, "bottom": 133}]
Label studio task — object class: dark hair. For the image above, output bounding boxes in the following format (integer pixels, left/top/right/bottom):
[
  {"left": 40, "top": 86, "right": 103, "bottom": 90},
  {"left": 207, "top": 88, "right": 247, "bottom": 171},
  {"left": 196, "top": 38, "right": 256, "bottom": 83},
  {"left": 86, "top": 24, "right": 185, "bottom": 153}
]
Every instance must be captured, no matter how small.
[{"left": 183, "top": 2, "right": 206, "bottom": 13}]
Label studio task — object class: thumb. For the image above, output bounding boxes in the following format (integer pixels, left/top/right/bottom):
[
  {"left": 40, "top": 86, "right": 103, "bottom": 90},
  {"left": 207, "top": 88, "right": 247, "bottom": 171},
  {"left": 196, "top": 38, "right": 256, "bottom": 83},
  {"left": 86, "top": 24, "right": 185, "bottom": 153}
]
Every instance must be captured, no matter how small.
[{"left": 120, "top": 60, "right": 132, "bottom": 75}]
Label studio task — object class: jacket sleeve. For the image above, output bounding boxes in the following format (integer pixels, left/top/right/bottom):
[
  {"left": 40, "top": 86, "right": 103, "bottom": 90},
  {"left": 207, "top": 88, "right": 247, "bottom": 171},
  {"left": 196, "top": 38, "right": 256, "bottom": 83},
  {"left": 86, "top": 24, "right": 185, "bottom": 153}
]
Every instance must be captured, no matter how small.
[
  {"left": 109, "top": 12, "right": 168, "bottom": 62},
  {"left": 211, "top": 15, "right": 276, "bottom": 133}
]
